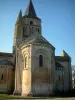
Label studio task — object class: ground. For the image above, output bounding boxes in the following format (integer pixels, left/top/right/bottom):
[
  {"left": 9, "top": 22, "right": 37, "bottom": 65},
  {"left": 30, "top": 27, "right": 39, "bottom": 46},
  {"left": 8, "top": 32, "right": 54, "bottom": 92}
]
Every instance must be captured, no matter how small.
[
  {"left": 2, "top": 98, "right": 75, "bottom": 100},
  {"left": 0, "top": 94, "right": 75, "bottom": 100}
]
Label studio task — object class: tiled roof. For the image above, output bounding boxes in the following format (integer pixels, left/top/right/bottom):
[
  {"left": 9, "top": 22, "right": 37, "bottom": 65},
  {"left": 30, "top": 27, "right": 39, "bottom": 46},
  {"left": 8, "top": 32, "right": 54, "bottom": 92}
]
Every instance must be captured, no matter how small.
[
  {"left": 0, "top": 52, "right": 13, "bottom": 57},
  {"left": 55, "top": 56, "right": 70, "bottom": 61},
  {"left": 20, "top": 35, "right": 55, "bottom": 49},
  {"left": 0, "top": 59, "right": 13, "bottom": 66}
]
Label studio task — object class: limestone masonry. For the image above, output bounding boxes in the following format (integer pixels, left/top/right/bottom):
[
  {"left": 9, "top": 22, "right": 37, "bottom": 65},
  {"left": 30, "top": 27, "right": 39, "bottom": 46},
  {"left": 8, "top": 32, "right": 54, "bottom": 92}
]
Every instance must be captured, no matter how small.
[{"left": 0, "top": 0, "right": 72, "bottom": 96}]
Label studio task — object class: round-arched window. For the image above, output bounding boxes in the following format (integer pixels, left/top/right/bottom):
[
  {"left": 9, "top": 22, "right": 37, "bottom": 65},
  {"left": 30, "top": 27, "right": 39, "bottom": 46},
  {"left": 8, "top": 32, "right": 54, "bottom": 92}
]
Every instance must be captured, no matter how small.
[
  {"left": 38, "top": 28, "right": 39, "bottom": 32},
  {"left": 39, "top": 55, "right": 43, "bottom": 67},
  {"left": 30, "top": 21, "right": 33, "bottom": 25},
  {"left": 25, "top": 56, "right": 27, "bottom": 68},
  {"left": 1, "top": 74, "right": 3, "bottom": 80}
]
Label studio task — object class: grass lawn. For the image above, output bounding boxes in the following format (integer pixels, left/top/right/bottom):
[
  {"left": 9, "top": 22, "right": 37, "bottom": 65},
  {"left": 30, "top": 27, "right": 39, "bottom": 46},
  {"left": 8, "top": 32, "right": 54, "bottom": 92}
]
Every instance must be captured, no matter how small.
[
  {"left": 0, "top": 94, "right": 21, "bottom": 99},
  {"left": 0, "top": 94, "right": 75, "bottom": 100},
  {"left": 0, "top": 94, "right": 53, "bottom": 99},
  {"left": 0, "top": 94, "right": 71, "bottom": 99}
]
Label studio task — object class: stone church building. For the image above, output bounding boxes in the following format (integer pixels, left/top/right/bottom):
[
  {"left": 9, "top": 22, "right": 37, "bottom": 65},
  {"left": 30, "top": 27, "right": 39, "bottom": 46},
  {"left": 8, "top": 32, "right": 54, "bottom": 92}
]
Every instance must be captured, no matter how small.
[{"left": 0, "top": 0, "right": 72, "bottom": 96}]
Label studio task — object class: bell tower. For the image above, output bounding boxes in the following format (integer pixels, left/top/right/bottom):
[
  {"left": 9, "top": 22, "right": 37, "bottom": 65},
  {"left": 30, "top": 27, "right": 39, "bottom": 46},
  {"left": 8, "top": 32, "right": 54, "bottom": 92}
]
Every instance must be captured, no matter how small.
[
  {"left": 13, "top": 0, "right": 41, "bottom": 53},
  {"left": 22, "top": 0, "right": 42, "bottom": 39},
  {"left": 13, "top": 10, "right": 23, "bottom": 53},
  {"left": 13, "top": 0, "right": 42, "bottom": 95}
]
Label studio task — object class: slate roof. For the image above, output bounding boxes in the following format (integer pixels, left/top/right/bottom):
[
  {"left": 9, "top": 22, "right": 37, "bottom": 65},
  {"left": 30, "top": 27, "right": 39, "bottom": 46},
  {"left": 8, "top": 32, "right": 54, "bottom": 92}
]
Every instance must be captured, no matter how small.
[
  {"left": 20, "top": 35, "right": 55, "bottom": 49},
  {"left": 0, "top": 59, "right": 14, "bottom": 66},
  {"left": 24, "top": 0, "right": 40, "bottom": 20},
  {"left": 0, "top": 52, "right": 13, "bottom": 57},
  {"left": 28, "top": 36, "right": 52, "bottom": 45},
  {"left": 55, "top": 56, "right": 71, "bottom": 61}
]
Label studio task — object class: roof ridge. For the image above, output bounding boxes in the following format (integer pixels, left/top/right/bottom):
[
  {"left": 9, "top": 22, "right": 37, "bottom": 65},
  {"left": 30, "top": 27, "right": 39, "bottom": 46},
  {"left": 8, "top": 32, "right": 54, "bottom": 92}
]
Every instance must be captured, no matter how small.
[{"left": 0, "top": 52, "right": 12, "bottom": 54}]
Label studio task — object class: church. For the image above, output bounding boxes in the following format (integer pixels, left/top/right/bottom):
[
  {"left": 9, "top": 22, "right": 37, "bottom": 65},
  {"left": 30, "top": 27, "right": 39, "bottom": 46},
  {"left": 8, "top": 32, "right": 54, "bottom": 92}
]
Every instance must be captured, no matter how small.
[{"left": 0, "top": 0, "right": 72, "bottom": 96}]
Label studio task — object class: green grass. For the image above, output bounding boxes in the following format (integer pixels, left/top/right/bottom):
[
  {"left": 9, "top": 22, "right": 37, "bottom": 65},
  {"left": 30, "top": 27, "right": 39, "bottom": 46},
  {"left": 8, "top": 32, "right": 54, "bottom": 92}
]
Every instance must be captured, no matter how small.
[
  {"left": 0, "top": 94, "right": 51, "bottom": 99},
  {"left": 0, "top": 94, "right": 21, "bottom": 99}
]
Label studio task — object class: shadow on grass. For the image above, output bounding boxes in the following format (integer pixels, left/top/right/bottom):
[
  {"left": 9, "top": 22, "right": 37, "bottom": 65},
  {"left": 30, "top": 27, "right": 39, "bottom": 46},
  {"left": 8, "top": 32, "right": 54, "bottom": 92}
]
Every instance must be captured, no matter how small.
[
  {"left": 0, "top": 89, "right": 75, "bottom": 99},
  {"left": 54, "top": 89, "right": 75, "bottom": 98}
]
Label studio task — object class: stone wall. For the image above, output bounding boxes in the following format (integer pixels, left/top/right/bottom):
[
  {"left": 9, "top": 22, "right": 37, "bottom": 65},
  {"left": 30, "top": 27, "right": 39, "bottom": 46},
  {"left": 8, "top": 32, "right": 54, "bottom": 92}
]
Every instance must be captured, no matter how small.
[
  {"left": 20, "top": 44, "right": 55, "bottom": 96},
  {"left": 31, "top": 44, "right": 55, "bottom": 95},
  {"left": 55, "top": 69, "right": 64, "bottom": 91},
  {"left": 58, "top": 61, "right": 72, "bottom": 91},
  {"left": 0, "top": 65, "right": 14, "bottom": 93}
]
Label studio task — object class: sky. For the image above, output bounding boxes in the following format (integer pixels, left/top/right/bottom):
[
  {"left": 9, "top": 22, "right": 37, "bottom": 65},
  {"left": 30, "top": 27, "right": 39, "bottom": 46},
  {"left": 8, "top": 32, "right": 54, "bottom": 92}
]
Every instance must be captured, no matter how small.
[{"left": 0, "top": 0, "right": 75, "bottom": 65}]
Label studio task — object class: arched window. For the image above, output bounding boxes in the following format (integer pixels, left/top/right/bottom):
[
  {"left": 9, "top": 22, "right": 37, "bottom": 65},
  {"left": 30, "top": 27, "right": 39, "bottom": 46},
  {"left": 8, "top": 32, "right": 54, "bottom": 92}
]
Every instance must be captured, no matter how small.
[
  {"left": 25, "top": 57, "right": 27, "bottom": 68},
  {"left": 36, "top": 28, "right": 37, "bottom": 32},
  {"left": 38, "top": 28, "right": 39, "bottom": 32},
  {"left": 30, "top": 21, "right": 33, "bottom": 25},
  {"left": 1, "top": 74, "right": 3, "bottom": 80},
  {"left": 30, "top": 27, "right": 34, "bottom": 34},
  {"left": 39, "top": 55, "right": 43, "bottom": 67},
  {"left": 59, "top": 76, "right": 60, "bottom": 81},
  {"left": 23, "top": 28, "right": 25, "bottom": 37},
  {"left": 23, "top": 27, "right": 28, "bottom": 38}
]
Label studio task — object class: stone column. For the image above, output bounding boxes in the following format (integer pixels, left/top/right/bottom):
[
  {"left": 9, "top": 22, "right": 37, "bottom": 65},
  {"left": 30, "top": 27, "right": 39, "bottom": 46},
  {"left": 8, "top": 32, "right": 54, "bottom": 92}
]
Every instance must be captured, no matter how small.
[{"left": 13, "top": 48, "right": 21, "bottom": 95}]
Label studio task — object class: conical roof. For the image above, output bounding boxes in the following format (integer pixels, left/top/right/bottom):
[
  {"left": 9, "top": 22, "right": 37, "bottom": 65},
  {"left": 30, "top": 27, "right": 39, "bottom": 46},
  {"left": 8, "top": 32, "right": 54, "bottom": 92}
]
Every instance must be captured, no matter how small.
[
  {"left": 16, "top": 10, "right": 22, "bottom": 24},
  {"left": 25, "top": 0, "right": 37, "bottom": 18},
  {"left": 20, "top": 35, "right": 55, "bottom": 50},
  {"left": 28, "top": 36, "right": 51, "bottom": 45}
]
